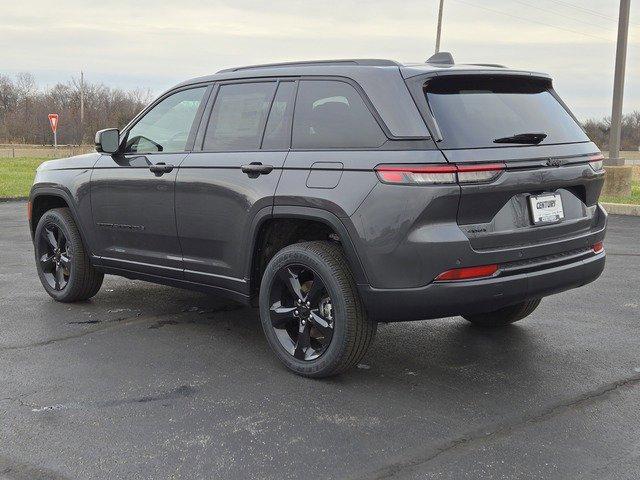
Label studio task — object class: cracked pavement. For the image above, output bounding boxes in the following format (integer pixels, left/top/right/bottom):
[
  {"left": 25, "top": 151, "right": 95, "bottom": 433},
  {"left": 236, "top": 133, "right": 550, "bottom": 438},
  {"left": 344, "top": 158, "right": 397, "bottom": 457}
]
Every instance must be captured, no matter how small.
[{"left": 1, "top": 201, "right": 639, "bottom": 479}]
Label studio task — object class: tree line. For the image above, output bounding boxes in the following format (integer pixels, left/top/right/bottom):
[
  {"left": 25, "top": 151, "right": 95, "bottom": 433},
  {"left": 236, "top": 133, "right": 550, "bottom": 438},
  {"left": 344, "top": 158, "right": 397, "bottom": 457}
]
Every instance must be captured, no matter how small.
[
  {"left": 0, "top": 73, "right": 152, "bottom": 145},
  {"left": 0, "top": 72, "right": 639, "bottom": 150},
  {"left": 582, "top": 112, "right": 640, "bottom": 152}
]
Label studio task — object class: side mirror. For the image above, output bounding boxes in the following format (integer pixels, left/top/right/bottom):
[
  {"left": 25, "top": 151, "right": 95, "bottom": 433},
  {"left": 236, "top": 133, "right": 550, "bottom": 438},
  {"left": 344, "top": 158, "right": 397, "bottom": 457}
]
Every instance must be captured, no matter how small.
[{"left": 95, "top": 128, "right": 120, "bottom": 154}]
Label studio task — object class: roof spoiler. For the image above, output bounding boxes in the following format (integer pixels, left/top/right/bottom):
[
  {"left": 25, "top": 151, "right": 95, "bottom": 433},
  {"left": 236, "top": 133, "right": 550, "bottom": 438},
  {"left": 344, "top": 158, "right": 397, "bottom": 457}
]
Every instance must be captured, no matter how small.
[{"left": 426, "top": 52, "right": 454, "bottom": 65}]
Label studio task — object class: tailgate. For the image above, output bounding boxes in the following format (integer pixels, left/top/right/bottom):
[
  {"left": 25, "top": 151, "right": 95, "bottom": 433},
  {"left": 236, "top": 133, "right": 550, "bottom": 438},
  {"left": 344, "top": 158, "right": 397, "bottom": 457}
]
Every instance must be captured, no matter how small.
[
  {"left": 443, "top": 144, "right": 605, "bottom": 250},
  {"left": 422, "top": 73, "right": 605, "bottom": 250}
]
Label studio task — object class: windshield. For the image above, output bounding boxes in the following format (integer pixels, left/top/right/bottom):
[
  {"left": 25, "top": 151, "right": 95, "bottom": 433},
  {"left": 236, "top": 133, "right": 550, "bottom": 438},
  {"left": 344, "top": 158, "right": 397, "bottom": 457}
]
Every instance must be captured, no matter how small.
[{"left": 425, "top": 76, "right": 589, "bottom": 149}]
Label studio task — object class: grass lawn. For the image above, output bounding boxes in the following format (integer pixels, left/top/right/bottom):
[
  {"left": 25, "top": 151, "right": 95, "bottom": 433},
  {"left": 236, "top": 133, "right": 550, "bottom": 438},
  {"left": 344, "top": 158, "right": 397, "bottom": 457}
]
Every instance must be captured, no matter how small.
[
  {"left": 0, "top": 157, "right": 48, "bottom": 198},
  {"left": 600, "top": 181, "right": 640, "bottom": 205}
]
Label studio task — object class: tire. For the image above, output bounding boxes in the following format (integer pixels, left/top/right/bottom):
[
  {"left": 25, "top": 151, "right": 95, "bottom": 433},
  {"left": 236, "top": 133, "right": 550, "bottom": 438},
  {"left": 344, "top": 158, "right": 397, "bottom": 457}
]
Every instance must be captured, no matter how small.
[
  {"left": 34, "top": 207, "right": 104, "bottom": 303},
  {"left": 463, "top": 299, "right": 542, "bottom": 328},
  {"left": 259, "top": 241, "right": 376, "bottom": 378}
]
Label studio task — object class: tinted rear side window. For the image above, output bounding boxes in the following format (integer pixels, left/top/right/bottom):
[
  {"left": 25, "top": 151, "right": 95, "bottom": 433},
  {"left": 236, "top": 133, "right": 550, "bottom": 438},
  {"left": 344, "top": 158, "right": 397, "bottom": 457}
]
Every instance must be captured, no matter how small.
[
  {"left": 203, "top": 82, "right": 276, "bottom": 151},
  {"left": 425, "top": 76, "right": 589, "bottom": 149},
  {"left": 292, "top": 80, "right": 386, "bottom": 149}
]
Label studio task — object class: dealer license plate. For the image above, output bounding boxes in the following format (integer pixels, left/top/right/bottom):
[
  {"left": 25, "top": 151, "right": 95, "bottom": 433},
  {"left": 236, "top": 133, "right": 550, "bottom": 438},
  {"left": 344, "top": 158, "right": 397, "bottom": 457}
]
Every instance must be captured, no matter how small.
[{"left": 529, "top": 193, "right": 564, "bottom": 225}]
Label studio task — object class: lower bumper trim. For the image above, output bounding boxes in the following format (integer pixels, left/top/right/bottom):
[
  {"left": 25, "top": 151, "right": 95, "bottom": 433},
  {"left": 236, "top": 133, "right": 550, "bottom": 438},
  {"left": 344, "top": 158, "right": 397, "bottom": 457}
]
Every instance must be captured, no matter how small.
[{"left": 359, "top": 252, "right": 605, "bottom": 323}]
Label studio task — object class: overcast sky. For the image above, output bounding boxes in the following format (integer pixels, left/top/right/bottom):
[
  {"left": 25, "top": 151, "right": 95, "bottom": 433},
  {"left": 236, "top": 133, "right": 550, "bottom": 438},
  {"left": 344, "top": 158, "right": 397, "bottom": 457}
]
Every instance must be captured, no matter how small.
[{"left": 1, "top": 0, "right": 638, "bottom": 119}]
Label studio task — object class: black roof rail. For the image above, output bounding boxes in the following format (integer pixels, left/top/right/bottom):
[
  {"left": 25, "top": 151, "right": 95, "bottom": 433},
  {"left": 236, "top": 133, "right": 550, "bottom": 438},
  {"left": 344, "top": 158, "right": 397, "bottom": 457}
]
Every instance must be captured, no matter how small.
[
  {"left": 217, "top": 59, "right": 401, "bottom": 73},
  {"left": 426, "top": 52, "right": 454, "bottom": 65}
]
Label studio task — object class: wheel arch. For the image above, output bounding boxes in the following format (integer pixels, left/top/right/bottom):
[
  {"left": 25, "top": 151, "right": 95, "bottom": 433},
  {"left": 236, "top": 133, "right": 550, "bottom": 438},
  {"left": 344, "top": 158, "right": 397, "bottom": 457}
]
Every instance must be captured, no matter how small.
[
  {"left": 246, "top": 206, "right": 368, "bottom": 302},
  {"left": 29, "top": 188, "right": 93, "bottom": 256}
]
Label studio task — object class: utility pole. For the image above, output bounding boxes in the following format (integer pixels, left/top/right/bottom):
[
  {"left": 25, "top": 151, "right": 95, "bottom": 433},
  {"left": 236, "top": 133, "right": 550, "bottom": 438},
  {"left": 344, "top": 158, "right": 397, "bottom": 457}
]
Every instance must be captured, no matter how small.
[
  {"left": 80, "top": 71, "right": 85, "bottom": 146},
  {"left": 435, "top": 0, "right": 445, "bottom": 54},
  {"left": 608, "top": 0, "right": 631, "bottom": 166}
]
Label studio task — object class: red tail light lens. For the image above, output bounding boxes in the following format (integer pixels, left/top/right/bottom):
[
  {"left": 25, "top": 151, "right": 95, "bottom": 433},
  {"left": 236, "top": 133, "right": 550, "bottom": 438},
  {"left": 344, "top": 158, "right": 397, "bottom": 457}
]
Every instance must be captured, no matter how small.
[
  {"left": 589, "top": 154, "right": 604, "bottom": 172},
  {"left": 593, "top": 241, "right": 604, "bottom": 254},
  {"left": 375, "top": 165, "right": 457, "bottom": 184},
  {"left": 27, "top": 201, "right": 32, "bottom": 221},
  {"left": 375, "top": 163, "right": 505, "bottom": 185},
  {"left": 435, "top": 264, "right": 499, "bottom": 282}
]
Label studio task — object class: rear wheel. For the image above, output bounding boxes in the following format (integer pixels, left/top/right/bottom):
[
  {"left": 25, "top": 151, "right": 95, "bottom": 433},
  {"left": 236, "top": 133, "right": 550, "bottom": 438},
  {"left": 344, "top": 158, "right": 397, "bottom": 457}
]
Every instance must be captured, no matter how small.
[
  {"left": 463, "top": 299, "right": 541, "bottom": 328},
  {"left": 259, "top": 241, "right": 376, "bottom": 378},
  {"left": 34, "top": 208, "right": 104, "bottom": 302}
]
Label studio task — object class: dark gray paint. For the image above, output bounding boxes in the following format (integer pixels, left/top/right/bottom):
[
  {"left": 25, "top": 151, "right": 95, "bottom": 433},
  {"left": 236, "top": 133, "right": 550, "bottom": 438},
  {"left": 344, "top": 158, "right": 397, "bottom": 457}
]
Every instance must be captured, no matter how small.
[
  {"left": 305, "top": 162, "right": 343, "bottom": 189},
  {"left": 91, "top": 152, "right": 188, "bottom": 276},
  {"left": 176, "top": 151, "right": 286, "bottom": 289},
  {"left": 29, "top": 60, "right": 607, "bottom": 322}
]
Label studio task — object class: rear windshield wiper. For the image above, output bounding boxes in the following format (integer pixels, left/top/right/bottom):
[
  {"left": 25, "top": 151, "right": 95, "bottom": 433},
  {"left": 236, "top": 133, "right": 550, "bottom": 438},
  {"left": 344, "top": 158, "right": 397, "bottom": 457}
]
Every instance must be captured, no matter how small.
[{"left": 493, "top": 132, "right": 548, "bottom": 145}]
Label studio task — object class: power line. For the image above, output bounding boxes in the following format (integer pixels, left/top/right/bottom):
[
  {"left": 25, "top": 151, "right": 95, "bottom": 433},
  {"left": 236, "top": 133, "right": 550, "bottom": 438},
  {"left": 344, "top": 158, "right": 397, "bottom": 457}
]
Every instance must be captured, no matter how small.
[
  {"left": 511, "top": 0, "right": 616, "bottom": 31},
  {"left": 545, "top": 0, "right": 640, "bottom": 28},
  {"left": 545, "top": 0, "right": 618, "bottom": 22},
  {"left": 451, "top": 0, "right": 611, "bottom": 42},
  {"left": 512, "top": 0, "right": 635, "bottom": 40}
]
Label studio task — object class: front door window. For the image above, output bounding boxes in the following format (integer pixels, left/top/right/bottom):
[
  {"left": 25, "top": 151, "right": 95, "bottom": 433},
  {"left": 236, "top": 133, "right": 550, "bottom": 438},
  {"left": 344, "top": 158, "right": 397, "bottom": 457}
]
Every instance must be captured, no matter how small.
[{"left": 125, "top": 87, "right": 207, "bottom": 154}]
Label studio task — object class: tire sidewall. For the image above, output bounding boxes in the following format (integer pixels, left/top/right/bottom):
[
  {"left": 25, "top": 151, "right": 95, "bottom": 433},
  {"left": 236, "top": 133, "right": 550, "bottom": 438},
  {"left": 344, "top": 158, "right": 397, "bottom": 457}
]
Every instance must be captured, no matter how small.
[
  {"left": 34, "top": 209, "right": 79, "bottom": 301},
  {"left": 259, "top": 245, "right": 351, "bottom": 376}
]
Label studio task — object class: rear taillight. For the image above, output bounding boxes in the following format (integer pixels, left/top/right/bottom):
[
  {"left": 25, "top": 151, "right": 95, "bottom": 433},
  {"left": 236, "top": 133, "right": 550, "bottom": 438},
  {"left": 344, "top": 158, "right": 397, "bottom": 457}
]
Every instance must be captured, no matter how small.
[
  {"left": 375, "top": 165, "right": 457, "bottom": 184},
  {"left": 375, "top": 163, "right": 505, "bottom": 185},
  {"left": 593, "top": 241, "right": 604, "bottom": 254},
  {"left": 457, "top": 163, "right": 505, "bottom": 183},
  {"left": 589, "top": 154, "right": 604, "bottom": 172},
  {"left": 435, "top": 264, "right": 499, "bottom": 282}
]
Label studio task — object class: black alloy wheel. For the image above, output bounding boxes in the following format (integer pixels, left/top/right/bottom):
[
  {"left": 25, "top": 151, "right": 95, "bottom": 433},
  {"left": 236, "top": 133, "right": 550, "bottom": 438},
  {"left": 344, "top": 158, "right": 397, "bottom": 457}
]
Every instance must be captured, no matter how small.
[
  {"left": 259, "top": 241, "right": 377, "bottom": 378},
  {"left": 268, "top": 264, "right": 334, "bottom": 361},
  {"left": 38, "top": 223, "right": 71, "bottom": 291},
  {"left": 34, "top": 207, "right": 104, "bottom": 302}
]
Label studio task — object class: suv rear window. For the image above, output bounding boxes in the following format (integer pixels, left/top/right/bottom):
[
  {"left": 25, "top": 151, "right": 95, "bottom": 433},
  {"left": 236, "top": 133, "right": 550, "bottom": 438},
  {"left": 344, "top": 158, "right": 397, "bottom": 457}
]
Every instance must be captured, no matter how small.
[{"left": 425, "top": 76, "right": 589, "bottom": 149}]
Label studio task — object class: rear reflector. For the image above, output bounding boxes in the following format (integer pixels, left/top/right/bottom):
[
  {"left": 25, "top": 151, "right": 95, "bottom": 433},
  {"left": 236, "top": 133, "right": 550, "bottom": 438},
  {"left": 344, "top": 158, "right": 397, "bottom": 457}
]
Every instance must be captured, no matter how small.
[
  {"left": 589, "top": 154, "right": 604, "bottom": 172},
  {"left": 375, "top": 163, "right": 504, "bottom": 185},
  {"left": 593, "top": 241, "right": 604, "bottom": 254},
  {"left": 435, "top": 264, "right": 499, "bottom": 282},
  {"left": 27, "top": 201, "right": 32, "bottom": 221}
]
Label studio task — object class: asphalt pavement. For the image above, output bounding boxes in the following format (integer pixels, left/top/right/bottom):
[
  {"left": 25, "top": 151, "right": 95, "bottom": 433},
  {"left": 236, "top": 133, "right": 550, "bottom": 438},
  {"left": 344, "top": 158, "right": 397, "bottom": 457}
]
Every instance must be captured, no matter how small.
[{"left": 1, "top": 201, "right": 639, "bottom": 480}]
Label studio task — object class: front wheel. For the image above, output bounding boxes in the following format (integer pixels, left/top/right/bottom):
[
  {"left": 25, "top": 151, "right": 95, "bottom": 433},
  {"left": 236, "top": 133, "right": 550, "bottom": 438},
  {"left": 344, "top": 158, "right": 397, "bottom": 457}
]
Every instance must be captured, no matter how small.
[
  {"left": 259, "top": 241, "right": 376, "bottom": 378},
  {"left": 463, "top": 299, "right": 542, "bottom": 328},
  {"left": 34, "top": 207, "right": 104, "bottom": 302}
]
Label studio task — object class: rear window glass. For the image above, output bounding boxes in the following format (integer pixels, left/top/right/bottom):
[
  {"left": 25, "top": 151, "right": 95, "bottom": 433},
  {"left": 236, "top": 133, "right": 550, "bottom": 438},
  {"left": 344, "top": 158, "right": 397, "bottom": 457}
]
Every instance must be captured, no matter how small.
[{"left": 425, "top": 76, "right": 589, "bottom": 149}]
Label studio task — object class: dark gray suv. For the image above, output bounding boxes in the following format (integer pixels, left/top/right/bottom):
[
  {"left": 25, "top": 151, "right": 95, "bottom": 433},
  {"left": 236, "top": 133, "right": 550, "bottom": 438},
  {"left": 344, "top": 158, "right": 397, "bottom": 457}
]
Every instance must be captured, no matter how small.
[{"left": 29, "top": 54, "right": 607, "bottom": 377}]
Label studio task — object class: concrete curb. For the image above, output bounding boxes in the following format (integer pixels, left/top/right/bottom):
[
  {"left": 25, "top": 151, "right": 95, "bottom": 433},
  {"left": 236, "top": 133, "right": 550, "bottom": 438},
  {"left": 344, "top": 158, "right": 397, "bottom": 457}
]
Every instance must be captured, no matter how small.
[{"left": 602, "top": 202, "right": 640, "bottom": 216}]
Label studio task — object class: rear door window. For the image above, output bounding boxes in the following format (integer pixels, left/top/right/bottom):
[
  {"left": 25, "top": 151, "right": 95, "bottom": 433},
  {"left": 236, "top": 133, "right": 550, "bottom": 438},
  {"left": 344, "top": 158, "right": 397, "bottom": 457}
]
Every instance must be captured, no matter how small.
[
  {"left": 425, "top": 76, "right": 589, "bottom": 149},
  {"left": 203, "top": 82, "right": 276, "bottom": 151},
  {"left": 292, "top": 80, "right": 386, "bottom": 149}
]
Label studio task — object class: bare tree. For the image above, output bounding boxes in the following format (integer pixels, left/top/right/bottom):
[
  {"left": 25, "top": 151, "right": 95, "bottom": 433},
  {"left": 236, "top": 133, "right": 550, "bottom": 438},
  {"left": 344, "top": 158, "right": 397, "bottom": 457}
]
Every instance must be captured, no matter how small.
[{"left": 0, "top": 73, "right": 152, "bottom": 145}]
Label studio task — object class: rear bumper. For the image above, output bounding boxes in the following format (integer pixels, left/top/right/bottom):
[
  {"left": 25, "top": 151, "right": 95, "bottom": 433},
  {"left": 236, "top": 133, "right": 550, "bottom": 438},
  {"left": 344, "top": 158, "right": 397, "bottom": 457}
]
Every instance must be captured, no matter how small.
[{"left": 358, "top": 251, "right": 605, "bottom": 322}]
